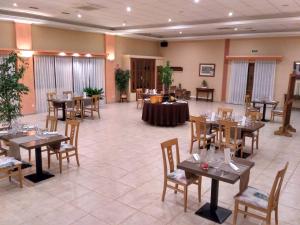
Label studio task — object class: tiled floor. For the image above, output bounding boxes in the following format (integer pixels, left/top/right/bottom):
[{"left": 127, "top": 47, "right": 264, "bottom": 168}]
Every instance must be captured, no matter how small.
[{"left": 1, "top": 100, "right": 300, "bottom": 225}]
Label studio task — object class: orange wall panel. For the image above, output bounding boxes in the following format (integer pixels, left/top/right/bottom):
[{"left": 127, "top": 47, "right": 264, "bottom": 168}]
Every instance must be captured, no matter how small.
[{"left": 105, "top": 34, "right": 116, "bottom": 103}]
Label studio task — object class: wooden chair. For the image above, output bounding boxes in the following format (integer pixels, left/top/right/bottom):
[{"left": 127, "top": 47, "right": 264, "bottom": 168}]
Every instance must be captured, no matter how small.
[
  {"left": 245, "top": 95, "right": 260, "bottom": 116},
  {"left": 233, "top": 162, "right": 289, "bottom": 225},
  {"left": 217, "top": 119, "right": 243, "bottom": 158},
  {"left": 270, "top": 101, "right": 283, "bottom": 122},
  {"left": 47, "top": 92, "right": 57, "bottom": 116},
  {"left": 243, "top": 111, "right": 261, "bottom": 157},
  {"left": 66, "top": 97, "right": 84, "bottom": 120},
  {"left": 0, "top": 157, "right": 23, "bottom": 188},
  {"left": 217, "top": 107, "right": 233, "bottom": 119},
  {"left": 189, "top": 115, "right": 216, "bottom": 153},
  {"left": 161, "top": 138, "right": 202, "bottom": 212},
  {"left": 47, "top": 120, "right": 80, "bottom": 173},
  {"left": 84, "top": 95, "right": 100, "bottom": 119},
  {"left": 136, "top": 88, "right": 144, "bottom": 109}
]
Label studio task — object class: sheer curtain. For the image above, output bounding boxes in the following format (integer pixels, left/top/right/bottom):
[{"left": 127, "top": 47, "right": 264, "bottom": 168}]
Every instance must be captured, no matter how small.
[
  {"left": 73, "top": 58, "right": 90, "bottom": 94},
  {"left": 55, "top": 57, "right": 73, "bottom": 95},
  {"left": 34, "top": 56, "right": 56, "bottom": 113},
  {"left": 228, "top": 61, "right": 249, "bottom": 104},
  {"left": 252, "top": 60, "right": 276, "bottom": 101},
  {"left": 89, "top": 58, "right": 105, "bottom": 92}
]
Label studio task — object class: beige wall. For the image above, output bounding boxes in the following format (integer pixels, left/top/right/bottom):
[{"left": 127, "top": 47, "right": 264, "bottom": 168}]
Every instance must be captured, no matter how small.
[
  {"left": 229, "top": 37, "right": 300, "bottom": 107},
  {"left": 160, "top": 40, "right": 225, "bottom": 101},
  {"left": 115, "top": 36, "right": 160, "bottom": 67},
  {"left": 0, "top": 21, "right": 16, "bottom": 49},
  {"left": 32, "top": 25, "right": 104, "bottom": 53}
]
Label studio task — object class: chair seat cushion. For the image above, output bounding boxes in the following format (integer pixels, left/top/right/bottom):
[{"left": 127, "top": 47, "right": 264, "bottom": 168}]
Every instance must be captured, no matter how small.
[
  {"left": 167, "top": 169, "right": 194, "bottom": 184},
  {"left": 235, "top": 186, "right": 269, "bottom": 209},
  {"left": 0, "top": 157, "right": 21, "bottom": 169},
  {"left": 200, "top": 133, "right": 216, "bottom": 140},
  {"left": 59, "top": 143, "right": 76, "bottom": 152},
  {"left": 230, "top": 139, "right": 243, "bottom": 145},
  {"left": 272, "top": 109, "right": 283, "bottom": 114}
]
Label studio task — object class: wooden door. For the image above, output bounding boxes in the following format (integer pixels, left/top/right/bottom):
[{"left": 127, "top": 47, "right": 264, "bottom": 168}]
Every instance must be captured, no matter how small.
[{"left": 131, "top": 58, "right": 155, "bottom": 92}]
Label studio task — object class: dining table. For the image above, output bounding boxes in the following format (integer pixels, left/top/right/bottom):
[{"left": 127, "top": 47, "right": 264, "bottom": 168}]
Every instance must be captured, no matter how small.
[
  {"left": 252, "top": 99, "right": 277, "bottom": 122},
  {"left": 178, "top": 153, "right": 255, "bottom": 224},
  {"left": 0, "top": 129, "right": 69, "bottom": 183},
  {"left": 51, "top": 96, "right": 92, "bottom": 121}
]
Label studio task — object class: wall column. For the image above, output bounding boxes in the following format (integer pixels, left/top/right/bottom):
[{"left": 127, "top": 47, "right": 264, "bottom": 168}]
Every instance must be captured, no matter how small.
[
  {"left": 221, "top": 39, "right": 230, "bottom": 101},
  {"left": 15, "top": 23, "right": 36, "bottom": 114},
  {"left": 105, "top": 34, "right": 116, "bottom": 103}
]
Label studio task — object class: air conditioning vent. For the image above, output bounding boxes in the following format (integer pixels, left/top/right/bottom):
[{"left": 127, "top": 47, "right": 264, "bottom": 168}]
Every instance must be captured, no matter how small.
[
  {"left": 216, "top": 27, "right": 232, "bottom": 30},
  {"left": 75, "top": 3, "right": 105, "bottom": 11}
]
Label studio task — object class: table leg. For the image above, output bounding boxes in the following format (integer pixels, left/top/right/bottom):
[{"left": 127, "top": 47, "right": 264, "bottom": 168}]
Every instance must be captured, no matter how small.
[
  {"left": 195, "top": 179, "right": 232, "bottom": 224},
  {"left": 196, "top": 91, "right": 199, "bottom": 101},
  {"left": 207, "top": 92, "right": 209, "bottom": 102},
  {"left": 25, "top": 147, "right": 55, "bottom": 183},
  {"left": 211, "top": 91, "right": 214, "bottom": 102},
  {"left": 261, "top": 103, "right": 269, "bottom": 122}
]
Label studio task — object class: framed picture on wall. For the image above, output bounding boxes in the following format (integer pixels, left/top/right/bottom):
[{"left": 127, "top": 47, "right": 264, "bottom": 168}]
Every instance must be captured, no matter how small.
[{"left": 199, "top": 64, "right": 216, "bottom": 77}]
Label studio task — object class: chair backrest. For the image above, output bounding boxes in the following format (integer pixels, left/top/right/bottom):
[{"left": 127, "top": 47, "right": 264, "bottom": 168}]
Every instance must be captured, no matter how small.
[
  {"left": 247, "top": 111, "right": 261, "bottom": 121},
  {"left": 73, "top": 96, "right": 83, "bottom": 111},
  {"left": 47, "top": 92, "right": 56, "bottom": 108},
  {"left": 218, "top": 119, "right": 239, "bottom": 146},
  {"left": 45, "top": 116, "right": 58, "bottom": 132},
  {"left": 190, "top": 115, "right": 207, "bottom": 142},
  {"left": 161, "top": 138, "right": 180, "bottom": 178},
  {"left": 218, "top": 107, "right": 233, "bottom": 119},
  {"left": 63, "top": 91, "right": 73, "bottom": 97},
  {"left": 65, "top": 119, "right": 80, "bottom": 147},
  {"left": 272, "top": 101, "right": 279, "bottom": 110},
  {"left": 245, "top": 95, "right": 251, "bottom": 106},
  {"left": 91, "top": 95, "right": 100, "bottom": 110},
  {"left": 268, "top": 162, "right": 289, "bottom": 210},
  {"left": 136, "top": 88, "right": 143, "bottom": 100}
]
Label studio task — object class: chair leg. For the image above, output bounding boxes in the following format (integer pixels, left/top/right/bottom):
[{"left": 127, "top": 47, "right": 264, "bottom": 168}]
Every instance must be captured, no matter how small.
[
  {"left": 198, "top": 176, "right": 202, "bottom": 202},
  {"left": 275, "top": 206, "right": 279, "bottom": 225},
  {"left": 59, "top": 153, "right": 62, "bottom": 174},
  {"left": 98, "top": 110, "right": 100, "bottom": 119},
  {"left": 251, "top": 137, "right": 254, "bottom": 156},
  {"left": 91, "top": 110, "right": 94, "bottom": 120},
  {"left": 28, "top": 149, "right": 31, "bottom": 162},
  {"left": 18, "top": 166, "right": 23, "bottom": 188},
  {"left": 75, "top": 149, "right": 80, "bottom": 167},
  {"left": 233, "top": 201, "right": 239, "bottom": 225},
  {"left": 256, "top": 131, "right": 259, "bottom": 150},
  {"left": 161, "top": 179, "right": 167, "bottom": 202},
  {"left": 244, "top": 206, "right": 248, "bottom": 218},
  {"left": 47, "top": 150, "right": 51, "bottom": 169},
  {"left": 183, "top": 186, "right": 188, "bottom": 212},
  {"left": 174, "top": 184, "right": 178, "bottom": 194},
  {"left": 189, "top": 139, "right": 194, "bottom": 154},
  {"left": 266, "top": 212, "right": 272, "bottom": 225},
  {"left": 66, "top": 152, "right": 70, "bottom": 163}
]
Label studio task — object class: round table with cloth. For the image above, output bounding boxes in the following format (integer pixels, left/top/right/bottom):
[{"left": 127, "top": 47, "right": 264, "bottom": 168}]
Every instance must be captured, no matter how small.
[{"left": 142, "top": 101, "right": 190, "bottom": 126}]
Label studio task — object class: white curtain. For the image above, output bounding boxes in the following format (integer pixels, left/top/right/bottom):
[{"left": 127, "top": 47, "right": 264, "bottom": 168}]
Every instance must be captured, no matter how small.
[
  {"left": 55, "top": 57, "right": 73, "bottom": 95},
  {"left": 228, "top": 61, "right": 249, "bottom": 104},
  {"left": 252, "top": 61, "right": 276, "bottom": 101},
  {"left": 89, "top": 58, "right": 105, "bottom": 92},
  {"left": 34, "top": 56, "right": 56, "bottom": 113},
  {"left": 73, "top": 58, "right": 90, "bottom": 94}
]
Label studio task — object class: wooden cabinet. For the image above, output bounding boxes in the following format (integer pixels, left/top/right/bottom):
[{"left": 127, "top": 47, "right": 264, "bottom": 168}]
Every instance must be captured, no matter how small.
[{"left": 131, "top": 58, "right": 155, "bottom": 92}]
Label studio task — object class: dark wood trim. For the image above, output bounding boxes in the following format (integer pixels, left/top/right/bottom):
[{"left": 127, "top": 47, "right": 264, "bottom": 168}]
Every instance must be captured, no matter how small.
[
  {"left": 226, "top": 55, "right": 283, "bottom": 62},
  {"left": 221, "top": 39, "right": 230, "bottom": 101}
]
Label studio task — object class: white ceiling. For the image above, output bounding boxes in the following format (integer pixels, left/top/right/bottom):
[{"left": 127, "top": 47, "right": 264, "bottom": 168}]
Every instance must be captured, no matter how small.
[{"left": 1, "top": 0, "right": 300, "bottom": 40}]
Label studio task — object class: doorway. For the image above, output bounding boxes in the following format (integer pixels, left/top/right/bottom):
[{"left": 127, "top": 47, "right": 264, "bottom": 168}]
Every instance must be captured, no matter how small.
[
  {"left": 246, "top": 63, "right": 255, "bottom": 98},
  {"left": 130, "top": 58, "right": 155, "bottom": 92}
]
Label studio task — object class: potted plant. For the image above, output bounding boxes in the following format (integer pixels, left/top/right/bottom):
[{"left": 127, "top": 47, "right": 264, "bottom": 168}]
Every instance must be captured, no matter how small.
[
  {"left": 201, "top": 80, "right": 208, "bottom": 88},
  {"left": 83, "top": 87, "right": 104, "bottom": 98},
  {"left": 159, "top": 61, "right": 173, "bottom": 93},
  {"left": 115, "top": 68, "right": 130, "bottom": 102},
  {"left": 0, "top": 52, "right": 29, "bottom": 128}
]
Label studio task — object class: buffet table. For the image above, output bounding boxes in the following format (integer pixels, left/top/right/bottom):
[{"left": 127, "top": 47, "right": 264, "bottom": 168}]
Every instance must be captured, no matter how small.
[{"left": 142, "top": 101, "right": 189, "bottom": 126}]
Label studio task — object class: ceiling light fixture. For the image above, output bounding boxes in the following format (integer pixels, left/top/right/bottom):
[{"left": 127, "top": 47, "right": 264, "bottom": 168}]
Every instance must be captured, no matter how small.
[
  {"left": 179, "top": 31, "right": 183, "bottom": 34},
  {"left": 168, "top": 18, "right": 172, "bottom": 22},
  {"left": 228, "top": 11, "right": 233, "bottom": 17},
  {"left": 13, "top": 3, "right": 18, "bottom": 7},
  {"left": 73, "top": 53, "right": 80, "bottom": 57},
  {"left": 234, "top": 27, "right": 238, "bottom": 31},
  {"left": 58, "top": 52, "right": 66, "bottom": 56},
  {"left": 77, "top": 14, "right": 82, "bottom": 18},
  {"left": 85, "top": 53, "right": 92, "bottom": 57},
  {"left": 122, "top": 22, "right": 126, "bottom": 26},
  {"left": 194, "top": 0, "right": 200, "bottom": 3},
  {"left": 126, "top": 6, "right": 131, "bottom": 12},
  {"left": 18, "top": 50, "right": 34, "bottom": 58}
]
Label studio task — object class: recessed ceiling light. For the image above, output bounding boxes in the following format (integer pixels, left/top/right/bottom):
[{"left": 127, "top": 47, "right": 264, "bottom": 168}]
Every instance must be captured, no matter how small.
[
  {"left": 58, "top": 52, "right": 66, "bottom": 56},
  {"left": 13, "top": 3, "right": 18, "bottom": 7},
  {"left": 73, "top": 53, "right": 80, "bottom": 57},
  {"left": 281, "top": 4, "right": 289, "bottom": 7},
  {"left": 179, "top": 31, "right": 183, "bottom": 34},
  {"left": 234, "top": 27, "right": 238, "bottom": 31},
  {"left": 126, "top": 6, "right": 131, "bottom": 12},
  {"left": 122, "top": 22, "right": 126, "bottom": 26},
  {"left": 77, "top": 13, "right": 82, "bottom": 18},
  {"left": 168, "top": 18, "right": 172, "bottom": 22},
  {"left": 194, "top": 0, "right": 200, "bottom": 3},
  {"left": 228, "top": 11, "right": 233, "bottom": 17}
]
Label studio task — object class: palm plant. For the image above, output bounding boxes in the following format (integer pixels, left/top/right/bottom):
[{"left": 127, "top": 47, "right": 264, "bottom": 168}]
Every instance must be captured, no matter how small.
[
  {"left": 115, "top": 68, "right": 130, "bottom": 100},
  {"left": 0, "top": 52, "right": 29, "bottom": 127},
  {"left": 159, "top": 61, "right": 173, "bottom": 93}
]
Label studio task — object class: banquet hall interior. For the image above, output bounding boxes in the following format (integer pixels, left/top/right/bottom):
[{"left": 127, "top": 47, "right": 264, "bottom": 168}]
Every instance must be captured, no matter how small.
[{"left": 1, "top": 0, "right": 300, "bottom": 225}]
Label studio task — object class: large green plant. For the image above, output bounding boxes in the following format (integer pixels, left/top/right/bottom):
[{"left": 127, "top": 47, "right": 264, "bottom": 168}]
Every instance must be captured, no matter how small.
[
  {"left": 115, "top": 68, "right": 130, "bottom": 93},
  {"left": 159, "top": 61, "right": 173, "bottom": 88},
  {"left": 83, "top": 87, "right": 104, "bottom": 98},
  {"left": 0, "top": 52, "right": 29, "bottom": 127}
]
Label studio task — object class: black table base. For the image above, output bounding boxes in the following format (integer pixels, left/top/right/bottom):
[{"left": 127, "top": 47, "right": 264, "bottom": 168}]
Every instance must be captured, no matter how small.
[
  {"left": 195, "top": 203, "right": 232, "bottom": 224},
  {"left": 194, "top": 179, "right": 231, "bottom": 224},
  {"left": 21, "top": 161, "right": 32, "bottom": 169},
  {"left": 25, "top": 172, "right": 55, "bottom": 183}
]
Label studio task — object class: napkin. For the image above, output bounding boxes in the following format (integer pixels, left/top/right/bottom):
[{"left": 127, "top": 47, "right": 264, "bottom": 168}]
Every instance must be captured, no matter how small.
[
  {"left": 211, "top": 112, "right": 216, "bottom": 121},
  {"left": 241, "top": 116, "right": 246, "bottom": 126}
]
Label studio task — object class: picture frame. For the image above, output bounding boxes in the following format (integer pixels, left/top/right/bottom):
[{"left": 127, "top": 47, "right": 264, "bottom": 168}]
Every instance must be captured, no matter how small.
[{"left": 199, "top": 64, "right": 216, "bottom": 77}]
